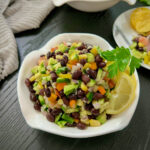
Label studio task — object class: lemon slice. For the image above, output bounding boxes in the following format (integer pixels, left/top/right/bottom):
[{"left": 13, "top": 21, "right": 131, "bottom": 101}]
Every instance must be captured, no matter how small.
[{"left": 106, "top": 72, "right": 136, "bottom": 115}]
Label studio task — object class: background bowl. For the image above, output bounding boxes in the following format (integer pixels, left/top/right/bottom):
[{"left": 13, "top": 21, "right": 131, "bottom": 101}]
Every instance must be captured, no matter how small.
[
  {"left": 17, "top": 33, "right": 140, "bottom": 138},
  {"left": 113, "top": 7, "right": 150, "bottom": 70},
  {"left": 52, "top": 0, "right": 136, "bottom": 12}
]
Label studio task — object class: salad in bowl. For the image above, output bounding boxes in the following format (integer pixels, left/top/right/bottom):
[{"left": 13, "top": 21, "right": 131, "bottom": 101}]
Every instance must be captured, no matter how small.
[{"left": 18, "top": 33, "right": 140, "bottom": 137}]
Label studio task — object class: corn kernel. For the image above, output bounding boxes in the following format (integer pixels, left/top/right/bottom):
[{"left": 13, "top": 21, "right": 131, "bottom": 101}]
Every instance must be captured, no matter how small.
[
  {"left": 144, "top": 55, "right": 149, "bottom": 64},
  {"left": 90, "top": 47, "right": 98, "bottom": 56},
  {"left": 79, "top": 54, "right": 87, "bottom": 60},
  {"left": 83, "top": 63, "right": 91, "bottom": 69},
  {"left": 59, "top": 74, "right": 72, "bottom": 79},
  {"left": 81, "top": 82, "right": 88, "bottom": 92},
  {"left": 138, "top": 42, "right": 144, "bottom": 47}
]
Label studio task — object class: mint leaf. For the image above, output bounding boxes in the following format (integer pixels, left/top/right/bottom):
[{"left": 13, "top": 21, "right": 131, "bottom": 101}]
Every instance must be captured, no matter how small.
[
  {"left": 129, "top": 56, "right": 142, "bottom": 75},
  {"left": 108, "top": 62, "right": 118, "bottom": 78}
]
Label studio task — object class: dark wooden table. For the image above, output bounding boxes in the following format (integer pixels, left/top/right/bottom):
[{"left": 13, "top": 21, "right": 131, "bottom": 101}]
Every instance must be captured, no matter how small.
[{"left": 1, "top": 1, "right": 150, "bottom": 150}]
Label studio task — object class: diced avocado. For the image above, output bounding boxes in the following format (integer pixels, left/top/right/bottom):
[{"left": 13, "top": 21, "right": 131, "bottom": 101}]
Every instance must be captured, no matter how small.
[
  {"left": 29, "top": 73, "right": 41, "bottom": 82},
  {"left": 96, "top": 69, "right": 102, "bottom": 81},
  {"left": 106, "top": 89, "right": 111, "bottom": 99},
  {"left": 56, "top": 55, "right": 63, "bottom": 60},
  {"left": 52, "top": 63, "right": 61, "bottom": 70},
  {"left": 40, "top": 67, "right": 46, "bottom": 74},
  {"left": 56, "top": 78, "right": 70, "bottom": 83},
  {"left": 77, "top": 99, "right": 84, "bottom": 106},
  {"left": 48, "top": 58, "right": 58, "bottom": 65},
  {"left": 31, "top": 66, "right": 39, "bottom": 74},
  {"left": 71, "top": 42, "right": 82, "bottom": 48},
  {"left": 62, "top": 114, "right": 74, "bottom": 124},
  {"left": 61, "top": 106, "right": 67, "bottom": 112},
  {"left": 38, "top": 95, "right": 45, "bottom": 105},
  {"left": 56, "top": 120, "right": 67, "bottom": 128},
  {"left": 86, "top": 92, "right": 94, "bottom": 102},
  {"left": 58, "top": 43, "right": 68, "bottom": 53},
  {"left": 65, "top": 108, "right": 79, "bottom": 113},
  {"left": 33, "top": 82, "right": 38, "bottom": 87},
  {"left": 70, "top": 53, "right": 79, "bottom": 61},
  {"left": 132, "top": 49, "right": 145, "bottom": 59},
  {"left": 87, "top": 79, "right": 96, "bottom": 87},
  {"left": 130, "top": 42, "right": 137, "bottom": 50},
  {"left": 41, "top": 104, "right": 49, "bottom": 111},
  {"left": 56, "top": 67, "right": 68, "bottom": 74},
  {"left": 86, "top": 53, "right": 95, "bottom": 63},
  {"left": 55, "top": 113, "right": 62, "bottom": 123},
  {"left": 96, "top": 112, "right": 107, "bottom": 124},
  {"left": 64, "top": 84, "right": 78, "bottom": 96}
]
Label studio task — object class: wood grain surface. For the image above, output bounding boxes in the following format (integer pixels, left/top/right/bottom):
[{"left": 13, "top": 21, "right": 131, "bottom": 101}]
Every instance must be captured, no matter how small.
[{"left": 0, "top": 2, "right": 150, "bottom": 150}]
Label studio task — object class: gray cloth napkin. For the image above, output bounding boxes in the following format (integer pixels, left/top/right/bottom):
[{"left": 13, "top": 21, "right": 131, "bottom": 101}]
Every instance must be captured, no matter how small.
[{"left": 0, "top": 0, "right": 55, "bottom": 81}]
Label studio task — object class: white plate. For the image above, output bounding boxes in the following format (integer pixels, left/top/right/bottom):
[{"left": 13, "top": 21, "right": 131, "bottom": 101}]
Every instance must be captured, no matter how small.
[
  {"left": 113, "top": 7, "right": 150, "bottom": 70},
  {"left": 17, "top": 33, "right": 140, "bottom": 138}
]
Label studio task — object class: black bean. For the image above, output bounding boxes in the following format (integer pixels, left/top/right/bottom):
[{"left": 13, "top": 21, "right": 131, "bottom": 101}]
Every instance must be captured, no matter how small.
[
  {"left": 47, "top": 81, "right": 51, "bottom": 87},
  {"left": 79, "top": 52, "right": 84, "bottom": 55},
  {"left": 72, "top": 70, "right": 82, "bottom": 80},
  {"left": 40, "top": 54, "right": 45, "bottom": 57},
  {"left": 39, "top": 89, "right": 45, "bottom": 96},
  {"left": 82, "top": 97, "right": 88, "bottom": 103},
  {"left": 77, "top": 89, "right": 85, "bottom": 99},
  {"left": 30, "top": 93, "right": 37, "bottom": 102},
  {"left": 56, "top": 51, "right": 63, "bottom": 55},
  {"left": 28, "top": 85, "right": 35, "bottom": 93},
  {"left": 95, "top": 55, "right": 103, "bottom": 63},
  {"left": 84, "top": 103, "right": 93, "bottom": 111},
  {"left": 51, "top": 108, "right": 62, "bottom": 116},
  {"left": 59, "top": 90, "right": 65, "bottom": 97},
  {"left": 98, "top": 62, "right": 106, "bottom": 68},
  {"left": 91, "top": 108, "right": 100, "bottom": 116},
  {"left": 86, "top": 69, "right": 97, "bottom": 79},
  {"left": 66, "top": 122, "right": 76, "bottom": 127},
  {"left": 138, "top": 47, "right": 144, "bottom": 52},
  {"left": 46, "top": 112, "right": 55, "bottom": 122},
  {"left": 60, "top": 59, "right": 66, "bottom": 66},
  {"left": 62, "top": 96, "right": 69, "bottom": 106},
  {"left": 63, "top": 55, "right": 68, "bottom": 64},
  {"left": 106, "top": 114, "right": 111, "bottom": 120},
  {"left": 68, "top": 93, "right": 77, "bottom": 100},
  {"left": 71, "top": 112, "right": 80, "bottom": 119},
  {"left": 34, "top": 101, "right": 41, "bottom": 111},
  {"left": 78, "top": 43, "right": 87, "bottom": 50},
  {"left": 81, "top": 74, "right": 90, "bottom": 84},
  {"left": 93, "top": 92, "right": 104, "bottom": 100},
  {"left": 50, "top": 71, "right": 57, "bottom": 82},
  {"left": 48, "top": 108, "right": 52, "bottom": 113},
  {"left": 88, "top": 115, "right": 96, "bottom": 119},
  {"left": 25, "top": 78, "right": 31, "bottom": 87},
  {"left": 77, "top": 122, "right": 86, "bottom": 130},
  {"left": 133, "top": 37, "right": 139, "bottom": 42},
  {"left": 79, "top": 59, "right": 86, "bottom": 65},
  {"left": 45, "top": 88, "right": 51, "bottom": 97},
  {"left": 47, "top": 52, "right": 52, "bottom": 59}
]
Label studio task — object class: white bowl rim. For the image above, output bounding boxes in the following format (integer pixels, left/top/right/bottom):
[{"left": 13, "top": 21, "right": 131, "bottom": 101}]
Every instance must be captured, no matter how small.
[
  {"left": 17, "top": 33, "right": 140, "bottom": 138},
  {"left": 113, "top": 6, "right": 150, "bottom": 70}
]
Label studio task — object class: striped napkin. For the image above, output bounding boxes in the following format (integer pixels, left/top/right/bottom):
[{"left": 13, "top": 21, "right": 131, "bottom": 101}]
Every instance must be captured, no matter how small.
[{"left": 0, "top": 0, "right": 54, "bottom": 81}]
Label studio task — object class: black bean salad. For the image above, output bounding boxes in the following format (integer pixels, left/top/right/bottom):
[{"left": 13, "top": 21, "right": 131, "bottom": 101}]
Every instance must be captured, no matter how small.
[{"left": 25, "top": 42, "right": 115, "bottom": 129}]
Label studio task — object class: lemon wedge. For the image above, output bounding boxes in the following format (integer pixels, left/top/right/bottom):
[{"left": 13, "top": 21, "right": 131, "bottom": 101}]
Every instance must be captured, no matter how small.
[{"left": 106, "top": 72, "right": 136, "bottom": 115}]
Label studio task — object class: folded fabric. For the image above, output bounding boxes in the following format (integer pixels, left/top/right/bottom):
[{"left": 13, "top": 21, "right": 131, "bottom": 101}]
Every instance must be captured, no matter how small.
[{"left": 0, "top": 0, "right": 55, "bottom": 81}]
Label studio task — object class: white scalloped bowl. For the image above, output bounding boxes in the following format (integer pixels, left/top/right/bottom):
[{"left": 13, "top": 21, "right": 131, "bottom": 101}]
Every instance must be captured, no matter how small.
[
  {"left": 17, "top": 33, "right": 140, "bottom": 138},
  {"left": 52, "top": 0, "right": 136, "bottom": 12}
]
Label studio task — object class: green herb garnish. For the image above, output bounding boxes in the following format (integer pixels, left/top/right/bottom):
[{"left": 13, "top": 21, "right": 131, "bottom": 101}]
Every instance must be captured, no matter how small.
[{"left": 98, "top": 47, "right": 141, "bottom": 78}]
